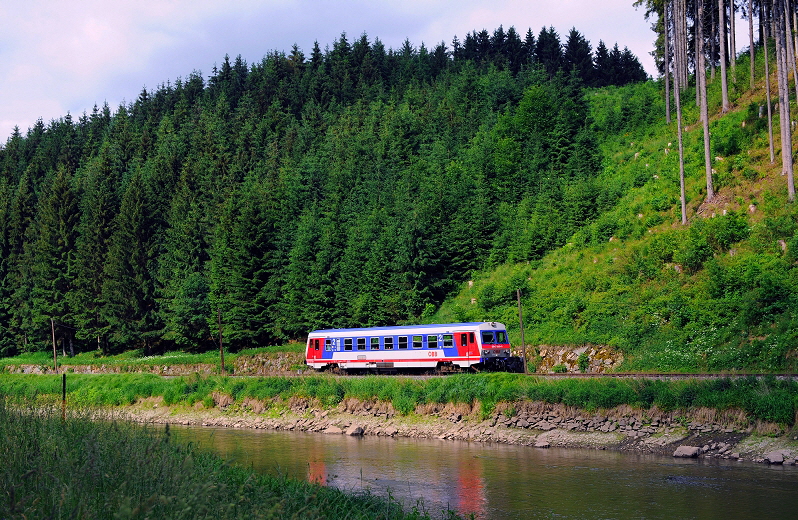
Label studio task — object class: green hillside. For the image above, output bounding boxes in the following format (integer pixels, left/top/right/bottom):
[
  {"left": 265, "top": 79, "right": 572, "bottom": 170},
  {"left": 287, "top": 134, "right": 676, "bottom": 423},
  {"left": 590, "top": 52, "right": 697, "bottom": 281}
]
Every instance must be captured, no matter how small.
[{"left": 434, "top": 51, "right": 798, "bottom": 372}]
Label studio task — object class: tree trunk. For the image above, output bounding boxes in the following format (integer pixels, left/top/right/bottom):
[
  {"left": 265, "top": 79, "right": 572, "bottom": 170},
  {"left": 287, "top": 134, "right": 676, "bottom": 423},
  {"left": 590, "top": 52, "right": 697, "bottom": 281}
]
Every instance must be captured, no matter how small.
[
  {"left": 675, "top": 0, "right": 689, "bottom": 90},
  {"left": 764, "top": 0, "right": 776, "bottom": 163},
  {"left": 665, "top": 1, "right": 672, "bottom": 123},
  {"left": 697, "top": 0, "right": 702, "bottom": 105},
  {"left": 711, "top": 3, "right": 717, "bottom": 80},
  {"left": 749, "top": 0, "right": 755, "bottom": 90},
  {"left": 774, "top": 0, "right": 796, "bottom": 200},
  {"left": 720, "top": 0, "right": 731, "bottom": 112},
  {"left": 672, "top": 1, "right": 688, "bottom": 224},
  {"left": 730, "top": 0, "right": 737, "bottom": 81},
  {"left": 783, "top": 0, "right": 798, "bottom": 106},
  {"left": 698, "top": 1, "right": 716, "bottom": 201}
]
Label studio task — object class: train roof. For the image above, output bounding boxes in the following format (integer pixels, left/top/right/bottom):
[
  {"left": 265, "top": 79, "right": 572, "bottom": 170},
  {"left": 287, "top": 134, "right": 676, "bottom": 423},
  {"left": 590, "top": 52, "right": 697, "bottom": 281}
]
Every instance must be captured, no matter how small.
[{"left": 308, "top": 322, "right": 506, "bottom": 335}]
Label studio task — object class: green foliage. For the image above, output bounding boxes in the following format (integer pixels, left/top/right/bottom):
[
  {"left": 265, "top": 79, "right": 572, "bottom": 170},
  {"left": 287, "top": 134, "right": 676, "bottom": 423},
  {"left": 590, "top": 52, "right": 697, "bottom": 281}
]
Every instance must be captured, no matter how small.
[
  {"left": 577, "top": 352, "right": 590, "bottom": 373},
  {"left": 0, "top": 398, "right": 447, "bottom": 519},
  {"left": 0, "top": 25, "right": 650, "bottom": 355},
  {"left": 3, "top": 373, "right": 796, "bottom": 425}
]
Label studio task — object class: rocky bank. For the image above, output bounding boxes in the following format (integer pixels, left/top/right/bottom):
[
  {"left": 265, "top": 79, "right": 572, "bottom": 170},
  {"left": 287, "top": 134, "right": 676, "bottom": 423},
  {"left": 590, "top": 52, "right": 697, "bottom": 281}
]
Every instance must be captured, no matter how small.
[{"left": 122, "top": 396, "right": 798, "bottom": 465}]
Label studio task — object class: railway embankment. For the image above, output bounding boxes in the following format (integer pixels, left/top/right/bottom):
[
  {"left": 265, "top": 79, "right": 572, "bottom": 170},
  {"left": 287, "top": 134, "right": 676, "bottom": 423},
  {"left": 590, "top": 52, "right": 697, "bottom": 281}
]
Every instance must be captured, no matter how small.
[{"left": 122, "top": 395, "right": 798, "bottom": 465}]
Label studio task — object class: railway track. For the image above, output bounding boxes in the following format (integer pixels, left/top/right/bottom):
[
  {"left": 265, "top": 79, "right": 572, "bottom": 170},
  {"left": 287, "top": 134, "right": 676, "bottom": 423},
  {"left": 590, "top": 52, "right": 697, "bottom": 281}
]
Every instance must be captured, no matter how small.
[{"left": 298, "top": 369, "right": 798, "bottom": 380}]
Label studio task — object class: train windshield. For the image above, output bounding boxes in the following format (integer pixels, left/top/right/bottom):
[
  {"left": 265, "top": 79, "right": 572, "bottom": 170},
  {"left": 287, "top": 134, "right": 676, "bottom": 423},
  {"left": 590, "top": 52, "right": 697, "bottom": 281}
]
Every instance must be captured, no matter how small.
[{"left": 482, "top": 330, "right": 508, "bottom": 344}]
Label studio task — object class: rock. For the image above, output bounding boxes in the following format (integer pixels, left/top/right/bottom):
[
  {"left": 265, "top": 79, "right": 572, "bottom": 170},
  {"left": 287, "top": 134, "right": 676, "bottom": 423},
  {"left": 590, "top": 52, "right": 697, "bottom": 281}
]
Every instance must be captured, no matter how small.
[
  {"left": 324, "top": 426, "right": 343, "bottom": 434},
  {"left": 535, "top": 421, "right": 556, "bottom": 431},
  {"left": 673, "top": 446, "right": 702, "bottom": 458},
  {"left": 764, "top": 451, "right": 784, "bottom": 464},
  {"left": 534, "top": 439, "right": 550, "bottom": 448},
  {"left": 730, "top": 453, "right": 740, "bottom": 460},
  {"left": 345, "top": 425, "right": 365, "bottom": 436}
]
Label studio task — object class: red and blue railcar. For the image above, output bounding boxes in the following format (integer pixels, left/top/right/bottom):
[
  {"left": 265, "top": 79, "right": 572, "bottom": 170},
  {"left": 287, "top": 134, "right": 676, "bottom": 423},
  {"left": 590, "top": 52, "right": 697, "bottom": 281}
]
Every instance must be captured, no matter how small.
[{"left": 305, "top": 322, "right": 522, "bottom": 373}]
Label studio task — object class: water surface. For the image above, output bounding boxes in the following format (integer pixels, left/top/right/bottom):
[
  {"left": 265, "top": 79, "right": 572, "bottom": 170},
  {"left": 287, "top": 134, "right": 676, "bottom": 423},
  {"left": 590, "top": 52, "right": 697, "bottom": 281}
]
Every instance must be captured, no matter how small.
[{"left": 170, "top": 425, "right": 797, "bottom": 519}]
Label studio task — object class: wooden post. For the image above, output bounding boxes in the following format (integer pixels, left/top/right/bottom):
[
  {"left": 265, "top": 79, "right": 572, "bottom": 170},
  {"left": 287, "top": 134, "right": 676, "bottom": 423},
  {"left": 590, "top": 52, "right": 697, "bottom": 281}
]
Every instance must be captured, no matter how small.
[
  {"left": 61, "top": 373, "right": 66, "bottom": 421},
  {"left": 218, "top": 308, "right": 225, "bottom": 376},
  {"left": 51, "top": 318, "right": 58, "bottom": 373},
  {"left": 517, "top": 289, "right": 527, "bottom": 374}
]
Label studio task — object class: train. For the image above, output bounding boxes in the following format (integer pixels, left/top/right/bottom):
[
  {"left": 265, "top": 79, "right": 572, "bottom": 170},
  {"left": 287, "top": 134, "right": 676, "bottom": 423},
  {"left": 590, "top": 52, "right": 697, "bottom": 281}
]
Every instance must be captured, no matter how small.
[{"left": 305, "top": 322, "right": 524, "bottom": 373}]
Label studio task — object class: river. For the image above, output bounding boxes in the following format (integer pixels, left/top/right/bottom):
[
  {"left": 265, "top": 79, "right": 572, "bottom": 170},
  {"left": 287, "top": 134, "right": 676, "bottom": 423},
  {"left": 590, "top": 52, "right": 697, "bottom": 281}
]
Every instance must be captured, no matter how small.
[{"left": 170, "top": 425, "right": 796, "bottom": 519}]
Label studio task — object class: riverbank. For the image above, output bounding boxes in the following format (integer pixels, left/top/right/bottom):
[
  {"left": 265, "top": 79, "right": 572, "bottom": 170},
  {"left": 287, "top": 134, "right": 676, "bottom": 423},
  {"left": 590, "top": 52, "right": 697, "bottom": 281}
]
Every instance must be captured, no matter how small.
[
  {"left": 122, "top": 395, "right": 798, "bottom": 465},
  {"left": 0, "top": 399, "right": 458, "bottom": 520}
]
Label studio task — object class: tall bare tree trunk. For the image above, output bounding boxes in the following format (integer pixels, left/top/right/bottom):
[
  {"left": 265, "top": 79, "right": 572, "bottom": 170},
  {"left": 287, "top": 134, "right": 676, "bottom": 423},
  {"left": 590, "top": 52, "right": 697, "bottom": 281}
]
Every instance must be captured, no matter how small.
[
  {"left": 729, "top": 0, "right": 737, "bottom": 83},
  {"left": 793, "top": 2, "right": 798, "bottom": 67},
  {"left": 775, "top": 0, "right": 796, "bottom": 200},
  {"left": 712, "top": 4, "right": 718, "bottom": 80},
  {"left": 697, "top": 0, "right": 702, "bottom": 105},
  {"left": 675, "top": 0, "right": 689, "bottom": 89},
  {"left": 672, "top": 0, "right": 688, "bottom": 224},
  {"left": 665, "top": 2, "right": 672, "bottom": 123},
  {"left": 749, "top": 0, "right": 756, "bottom": 90},
  {"left": 764, "top": 0, "right": 776, "bottom": 163},
  {"left": 699, "top": 0, "right": 716, "bottom": 201},
  {"left": 783, "top": 0, "right": 798, "bottom": 104},
  {"left": 720, "top": 0, "right": 731, "bottom": 111}
]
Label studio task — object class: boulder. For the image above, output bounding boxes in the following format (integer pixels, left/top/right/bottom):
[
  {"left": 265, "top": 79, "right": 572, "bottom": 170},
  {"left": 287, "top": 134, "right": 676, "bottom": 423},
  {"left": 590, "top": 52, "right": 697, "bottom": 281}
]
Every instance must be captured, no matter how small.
[
  {"left": 673, "top": 446, "right": 701, "bottom": 458},
  {"left": 535, "top": 421, "right": 556, "bottom": 431},
  {"left": 323, "top": 426, "right": 343, "bottom": 434},
  {"left": 534, "top": 439, "right": 551, "bottom": 448},
  {"left": 346, "top": 425, "right": 365, "bottom": 436},
  {"left": 764, "top": 451, "right": 784, "bottom": 465}
]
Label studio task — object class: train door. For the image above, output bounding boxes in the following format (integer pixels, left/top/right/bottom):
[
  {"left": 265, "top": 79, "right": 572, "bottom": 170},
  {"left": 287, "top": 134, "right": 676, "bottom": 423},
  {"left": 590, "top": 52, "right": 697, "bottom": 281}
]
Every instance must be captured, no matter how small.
[
  {"left": 307, "top": 337, "right": 323, "bottom": 363},
  {"left": 456, "top": 331, "right": 479, "bottom": 366}
]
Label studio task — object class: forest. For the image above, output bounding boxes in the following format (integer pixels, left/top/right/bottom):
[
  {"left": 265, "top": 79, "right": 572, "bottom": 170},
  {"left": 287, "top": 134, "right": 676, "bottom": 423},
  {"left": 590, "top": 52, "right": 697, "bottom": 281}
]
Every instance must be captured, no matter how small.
[
  {"left": 0, "top": 24, "right": 646, "bottom": 356},
  {"left": 2, "top": 1, "right": 798, "bottom": 373}
]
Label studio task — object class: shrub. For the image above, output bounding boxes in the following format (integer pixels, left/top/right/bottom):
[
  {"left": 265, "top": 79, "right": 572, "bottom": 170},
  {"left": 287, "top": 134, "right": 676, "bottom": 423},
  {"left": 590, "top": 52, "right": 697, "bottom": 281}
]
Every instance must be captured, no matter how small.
[{"left": 578, "top": 352, "right": 590, "bottom": 373}]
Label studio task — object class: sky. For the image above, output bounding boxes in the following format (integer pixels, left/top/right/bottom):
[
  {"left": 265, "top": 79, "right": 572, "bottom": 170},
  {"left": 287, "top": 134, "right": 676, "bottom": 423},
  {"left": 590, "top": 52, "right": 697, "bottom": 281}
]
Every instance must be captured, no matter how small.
[{"left": 0, "top": 0, "right": 663, "bottom": 141}]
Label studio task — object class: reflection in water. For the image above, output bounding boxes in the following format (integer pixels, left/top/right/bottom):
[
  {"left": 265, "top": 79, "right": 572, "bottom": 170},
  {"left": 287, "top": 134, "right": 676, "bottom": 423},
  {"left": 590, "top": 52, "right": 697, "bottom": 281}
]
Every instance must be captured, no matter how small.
[{"left": 170, "top": 425, "right": 797, "bottom": 519}]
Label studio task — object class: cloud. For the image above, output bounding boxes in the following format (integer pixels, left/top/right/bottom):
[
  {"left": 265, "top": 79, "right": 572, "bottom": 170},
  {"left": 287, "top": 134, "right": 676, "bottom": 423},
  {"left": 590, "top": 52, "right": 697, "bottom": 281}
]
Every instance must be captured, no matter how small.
[{"left": 0, "top": 0, "right": 656, "bottom": 140}]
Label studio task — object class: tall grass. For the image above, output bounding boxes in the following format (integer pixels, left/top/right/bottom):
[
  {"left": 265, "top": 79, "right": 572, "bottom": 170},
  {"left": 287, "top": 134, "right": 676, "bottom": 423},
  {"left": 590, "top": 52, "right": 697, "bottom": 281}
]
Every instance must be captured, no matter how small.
[
  {"left": 0, "top": 344, "right": 303, "bottom": 368},
  {"left": 2, "top": 373, "right": 796, "bottom": 425},
  {"left": 0, "top": 397, "right": 461, "bottom": 519}
]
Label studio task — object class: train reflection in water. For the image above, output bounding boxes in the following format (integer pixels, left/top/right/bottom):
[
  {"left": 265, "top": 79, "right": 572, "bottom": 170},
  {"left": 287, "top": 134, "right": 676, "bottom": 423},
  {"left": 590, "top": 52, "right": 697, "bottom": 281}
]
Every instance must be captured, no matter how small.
[{"left": 170, "top": 425, "right": 797, "bottom": 520}]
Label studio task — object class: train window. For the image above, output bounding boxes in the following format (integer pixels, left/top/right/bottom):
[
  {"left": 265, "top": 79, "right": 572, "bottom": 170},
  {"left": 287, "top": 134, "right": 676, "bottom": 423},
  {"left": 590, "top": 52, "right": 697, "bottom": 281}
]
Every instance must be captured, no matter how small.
[
  {"left": 481, "top": 331, "right": 494, "bottom": 344},
  {"left": 460, "top": 333, "right": 468, "bottom": 345},
  {"left": 344, "top": 338, "right": 353, "bottom": 351},
  {"left": 398, "top": 336, "right": 408, "bottom": 349},
  {"left": 357, "top": 338, "right": 366, "bottom": 350},
  {"left": 314, "top": 339, "right": 320, "bottom": 351},
  {"left": 370, "top": 337, "right": 380, "bottom": 350},
  {"left": 427, "top": 335, "right": 438, "bottom": 349},
  {"left": 442, "top": 334, "right": 453, "bottom": 347},
  {"left": 325, "top": 339, "right": 333, "bottom": 351},
  {"left": 496, "top": 331, "right": 508, "bottom": 343},
  {"left": 469, "top": 332, "right": 475, "bottom": 343},
  {"left": 384, "top": 337, "right": 394, "bottom": 350},
  {"left": 412, "top": 335, "right": 423, "bottom": 349}
]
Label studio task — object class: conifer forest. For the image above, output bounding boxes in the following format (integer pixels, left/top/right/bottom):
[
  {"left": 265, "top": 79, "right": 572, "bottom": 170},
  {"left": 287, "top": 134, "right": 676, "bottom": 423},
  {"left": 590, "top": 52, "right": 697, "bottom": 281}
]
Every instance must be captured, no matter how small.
[{"left": 2, "top": 2, "right": 798, "bottom": 372}]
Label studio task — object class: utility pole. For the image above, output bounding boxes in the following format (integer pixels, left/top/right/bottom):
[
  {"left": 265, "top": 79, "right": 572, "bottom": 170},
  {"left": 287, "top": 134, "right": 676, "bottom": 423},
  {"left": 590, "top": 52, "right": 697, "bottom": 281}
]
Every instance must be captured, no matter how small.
[
  {"left": 218, "top": 308, "right": 225, "bottom": 376},
  {"left": 517, "top": 289, "right": 527, "bottom": 374}
]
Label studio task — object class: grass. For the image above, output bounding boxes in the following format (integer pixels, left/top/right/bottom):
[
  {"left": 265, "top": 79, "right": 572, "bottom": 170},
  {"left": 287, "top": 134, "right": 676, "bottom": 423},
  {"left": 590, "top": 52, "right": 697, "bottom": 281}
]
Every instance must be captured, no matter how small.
[
  {"left": 431, "top": 51, "right": 798, "bottom": 374},
  {"left": 3, "top": 372, "right": 796, "bottom": 426},
  {"left": 0, "top": 343, "right": 305, "bottom": 369},
  {"left": 0, "top": 396, "right": 463, "bottom": 519}
]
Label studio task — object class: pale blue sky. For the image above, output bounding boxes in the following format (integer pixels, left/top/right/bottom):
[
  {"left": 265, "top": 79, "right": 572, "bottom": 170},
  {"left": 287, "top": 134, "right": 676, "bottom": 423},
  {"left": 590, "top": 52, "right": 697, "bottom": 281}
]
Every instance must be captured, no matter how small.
[{"left": 0, "top": 0, "right": 663, "bottom": 140}]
